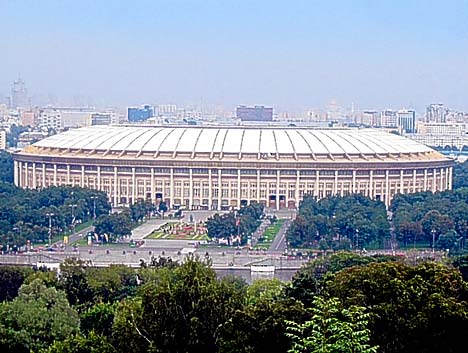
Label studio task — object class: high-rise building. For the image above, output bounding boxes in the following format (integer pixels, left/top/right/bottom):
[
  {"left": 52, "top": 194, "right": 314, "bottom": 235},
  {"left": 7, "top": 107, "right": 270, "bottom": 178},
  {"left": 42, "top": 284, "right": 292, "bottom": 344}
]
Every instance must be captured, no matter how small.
[
  {"left": 37, "top": 110, "right": 62, "bottom": 131},
  {"left": 128, "top": 105, "right": 154, "bottom": 122},
  {"left": 156, "top": 104, "right": 177, "bottom": 117},
  {"left": 236, "top": 105, "right": 273, "bottom": 122},
  {"left": 0, "top": 130, "right": 6, "bottom": 150},
  {"left": 90, "top": 112, "right": 118, "bottom": 126},
  {"left": 426, "top": 103, "right": 447, "bottom": 123},
  {"left": 361, "top": 110, "right": 380, "bottom": 126},
  {"left": 379, "top": 110, "right": 397, "bottom": 128},
  {"left": 11, "top": 76, "right": 29, "bottom": 109},
  {"left": 397, "top": 109, "right": 416, "bottom": 133}
]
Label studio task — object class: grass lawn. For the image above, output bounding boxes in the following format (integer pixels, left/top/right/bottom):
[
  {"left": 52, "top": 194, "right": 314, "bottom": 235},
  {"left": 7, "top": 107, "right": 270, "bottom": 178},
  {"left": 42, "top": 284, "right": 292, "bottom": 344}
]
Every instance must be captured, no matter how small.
[{"left": 254, "top": 219, "right": 286, "bottom": 249}]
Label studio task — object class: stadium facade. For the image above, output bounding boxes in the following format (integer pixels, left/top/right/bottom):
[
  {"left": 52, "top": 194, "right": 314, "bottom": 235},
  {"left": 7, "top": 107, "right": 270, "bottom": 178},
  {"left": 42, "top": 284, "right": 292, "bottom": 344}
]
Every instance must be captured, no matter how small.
[{"left": 13, "top": 125, "right": 453, "bottom": 209}]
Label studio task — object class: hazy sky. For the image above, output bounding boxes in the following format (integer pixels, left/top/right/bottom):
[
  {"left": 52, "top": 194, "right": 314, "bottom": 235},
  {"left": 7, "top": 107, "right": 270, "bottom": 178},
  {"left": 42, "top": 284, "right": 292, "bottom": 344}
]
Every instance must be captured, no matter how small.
[{"left": 1, "top": 0, "right": 468, "bottom": 111}]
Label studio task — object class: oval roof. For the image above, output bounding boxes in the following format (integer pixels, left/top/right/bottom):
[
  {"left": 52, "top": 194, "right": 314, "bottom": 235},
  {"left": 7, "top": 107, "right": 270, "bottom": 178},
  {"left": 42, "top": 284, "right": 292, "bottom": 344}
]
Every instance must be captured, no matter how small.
[{"left": 33, "top": 125, "right": 434, "bottom": 156}]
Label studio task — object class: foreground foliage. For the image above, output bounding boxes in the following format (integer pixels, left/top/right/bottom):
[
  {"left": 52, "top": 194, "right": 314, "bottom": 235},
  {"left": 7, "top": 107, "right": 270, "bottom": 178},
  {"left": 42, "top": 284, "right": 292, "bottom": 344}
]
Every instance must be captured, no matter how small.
[{"left": 1, "top": 253, "right": 468, "bottom": 352}]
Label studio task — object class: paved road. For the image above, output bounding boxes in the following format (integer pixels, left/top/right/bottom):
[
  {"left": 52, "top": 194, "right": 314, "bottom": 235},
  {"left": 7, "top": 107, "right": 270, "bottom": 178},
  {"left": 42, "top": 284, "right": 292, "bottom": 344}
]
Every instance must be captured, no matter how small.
[
  {"left": 52, "top": 225, "right": 94, "bottom": 247},
  {"left": 269, "top": 220, "right": 291, "bottom": 253}
]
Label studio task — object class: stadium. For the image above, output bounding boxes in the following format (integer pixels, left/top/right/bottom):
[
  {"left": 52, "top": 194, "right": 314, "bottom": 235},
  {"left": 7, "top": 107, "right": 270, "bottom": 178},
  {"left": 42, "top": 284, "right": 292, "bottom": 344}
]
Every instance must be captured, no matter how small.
[{"left": 13, "top": 125, "right": 453, "bottom": 209}]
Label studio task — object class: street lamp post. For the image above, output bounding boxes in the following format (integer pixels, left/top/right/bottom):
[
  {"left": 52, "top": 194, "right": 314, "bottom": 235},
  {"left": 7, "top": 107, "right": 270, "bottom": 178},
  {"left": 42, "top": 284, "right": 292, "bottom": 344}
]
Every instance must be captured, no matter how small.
[
  {"left": 431, "top": 229, "right": 436, "bottom": 254},
  {"left": 355, "top": 228, "right": 360, "bottom": 251},
  {"left": 90, "top": 196, "right": 98, "bottom": 221},
  {"left": 45, "top": 213, "right": 54, "bottom": 247},
  {"left": 69, "top": 204, "right": 77, "bottom": 234}
]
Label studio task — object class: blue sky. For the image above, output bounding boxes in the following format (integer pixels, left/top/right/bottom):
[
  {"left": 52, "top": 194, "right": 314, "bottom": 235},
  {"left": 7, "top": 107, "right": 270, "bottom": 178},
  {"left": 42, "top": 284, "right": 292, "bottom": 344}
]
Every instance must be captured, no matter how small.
[{"left": 1, "top": 0, "right": 468, "bottom": 111}]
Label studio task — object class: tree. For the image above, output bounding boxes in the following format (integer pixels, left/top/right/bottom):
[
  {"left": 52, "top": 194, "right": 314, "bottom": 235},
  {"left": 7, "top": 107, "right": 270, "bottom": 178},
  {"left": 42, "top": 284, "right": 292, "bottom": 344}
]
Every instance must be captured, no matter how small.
[
  {"left": 324, "top": 261, "right": 468, "bottom": 353},
  {"left": 436, "top": 229, "right": 459, "bottom": 252},
  {"left": 158, "top": 201, "right": 168, "bottom": 215},
  {"left": 86, "top": 265, "right": 138, "bottom": 303},
  {"left": 0, "top": 151, "right": 13, "bottom": 183},
  {"left": 0, "top": 266, "right": 31, "bottom": 301},
  {"left": 0, "top": 185, "right": 111, "bottom": 246},
  {"left": 80, "top": 302, "right": 116, "bottom": 338},
  {"left": 453, "top": 161, "right": 468, "bottom": 189},
  {"left": 0, "top": 279, "right": 79, "bottom": 352},
  {"left": 288, "top": 194, "right": 389, "bottom": 249},
  {"left": 116, "top": 255, "right": 245, "bottom": 353},
  {"left": 218, "top": 296, "right": 306, "bottom": 353},
  {"left": 246, "top": 278, "right": 284, "bottom": 305},
  {"left": 206, "top": 213, "right": 237, "bottom": 242},
  {"left": 287, "top": 252, "right": 398, "bottom": 306},
  {"left": 58, "top": 258, "right": 93, "bottom": 307},
  {"left": 94, "top": 211, "right": 133, "bottom": 242},
  {"left": 41, "top": 331, "right": 115, "bottom": 353},
  {"left": 286, "top": 297, "right": 378, "bottom": 353}
]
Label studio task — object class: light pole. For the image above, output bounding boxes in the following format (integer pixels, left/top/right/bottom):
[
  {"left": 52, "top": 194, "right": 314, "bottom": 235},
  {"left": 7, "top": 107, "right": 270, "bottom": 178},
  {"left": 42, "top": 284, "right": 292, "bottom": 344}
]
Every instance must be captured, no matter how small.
[
  {"left": 45, "top": 213, "right": 54, "bottom": 247},
  {"left": 355, "top": 228, "right": 360, "bottom": 251},
  {"left": 69, "top": 204, "right": 77, "bottom": 234},
  {"left": 90, "top": 196, "right": 98, "bottom": 221},
  {"left": 431, "top": 229, "right": 436, "bottom": 254}
]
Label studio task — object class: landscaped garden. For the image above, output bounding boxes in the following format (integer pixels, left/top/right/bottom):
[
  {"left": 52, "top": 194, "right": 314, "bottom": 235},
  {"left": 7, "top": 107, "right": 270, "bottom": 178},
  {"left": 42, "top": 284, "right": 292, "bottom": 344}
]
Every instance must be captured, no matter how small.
[{"left": 146, "top": 221, "right": 210, "bottom": 241}]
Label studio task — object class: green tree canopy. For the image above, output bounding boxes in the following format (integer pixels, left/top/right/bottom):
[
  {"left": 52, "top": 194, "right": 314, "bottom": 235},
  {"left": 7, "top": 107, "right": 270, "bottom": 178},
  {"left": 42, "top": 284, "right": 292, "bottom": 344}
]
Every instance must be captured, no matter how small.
[
  {"left": 286, "top": 296, "right": 377, "bottom": 353},
  {"left": 0, "top": 279, "right": 79, "bottom": 353},
  {"left": 324, "top": 261, "right": 468, "bottom": 353},
  {"left": 0, "top": 151, "right": 13, "bottom": 183},
  {"left": 288, "top": 194, "right": 389, "bottom": 250}
]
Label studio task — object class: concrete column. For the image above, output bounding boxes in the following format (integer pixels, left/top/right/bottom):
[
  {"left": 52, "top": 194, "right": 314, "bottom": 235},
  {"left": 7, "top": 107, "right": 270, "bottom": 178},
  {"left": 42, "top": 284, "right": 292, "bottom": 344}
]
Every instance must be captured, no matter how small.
[
  {"left": 448, "top": 167, "right": 453, "bottom": 190},
  {"left": 218, "top": 172, "right": 222, "bottom": 211},
  {"left": 439, "top": 168, "right": 447, "bottom": 191},
  {"left": 315, "top": 172, "right": 319, "bottom": 197},
  {"left": 132, "top": 167, "right": 136, "bottom": 204},
  {"left": 13, "top": 161, "right": 19, "bottom": 186},
  {"left": 150, "top": 168, "right": 155, "bottom": 204},
  {"left": 412, "top": 169, "right": 417, "bottom": 193},
  {"left": 385, "top": 170, "right": 390, "bottom": 207},
  {"left": 81, "top": 165, "right": 85, "bottom": 188},
  {"left": 32, "top": 163, "right": 37, "bottom": 189},
  {"left": 368, "top": 170, "right": 373, "bottom": 198},
  {"left": 208, "top": 169, "right": 212, "bottom": 210},
  {"left": 66, "top": 165, "right": 70, "bottom": 185},
  {"left": 257, "top": 170, "right": 260, "bottom": 203},
  {"left": 424, "top": 169, "right": 428, "bottom": 190},
  {"left": 400, "top": 170, "right": 404, "bottom": 194},
  {"left": 237, "top": 169, "right": 241, "bottom": 207},
  {"left": 334, "top": 170, "right": 338, "bottom": 195},
  {"left": 170, "top": 168, "right": 174, "bottom": 209},
  {"left": 432, "top": 168, "right": 437, "bottom": 192},
  {"left": 113, "top": 167, "right": 118, "bottom": 206},
  {"left": 53, "top": 164, "right": 57, "bottom": 186},
  {"left": 189, "top": 168, "right": 193, "bottom": 210},
  {"left": 42, "top": 163, "right": 46, "bottom": 188},
  {"left": 97, "top": 166, "right": 101, "bottom": 191},
  {"left": 295, "top": 170, "right": 300, "bottom": 207},
  {"left": 24, "top": 162, "right": 29, "bottom": 188},
  {"left": 276, "top": 170, "right": 280, "bottom": 210},
  {"left": 352, "top": 170, "right": 356, "bottom": 194}
]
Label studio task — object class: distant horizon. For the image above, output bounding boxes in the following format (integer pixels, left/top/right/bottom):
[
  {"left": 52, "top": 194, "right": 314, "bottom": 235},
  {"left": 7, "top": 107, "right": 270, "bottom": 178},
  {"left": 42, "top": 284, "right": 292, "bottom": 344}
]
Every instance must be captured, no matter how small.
[{"left": 1, "top": 1, "right": 467, "bottom": 112}]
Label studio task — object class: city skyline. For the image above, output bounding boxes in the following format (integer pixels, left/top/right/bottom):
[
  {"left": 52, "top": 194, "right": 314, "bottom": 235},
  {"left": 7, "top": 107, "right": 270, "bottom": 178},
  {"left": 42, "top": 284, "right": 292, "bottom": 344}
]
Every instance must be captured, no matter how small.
[{"left": 1, "top": 1, "right": 468, "bottom": 111}]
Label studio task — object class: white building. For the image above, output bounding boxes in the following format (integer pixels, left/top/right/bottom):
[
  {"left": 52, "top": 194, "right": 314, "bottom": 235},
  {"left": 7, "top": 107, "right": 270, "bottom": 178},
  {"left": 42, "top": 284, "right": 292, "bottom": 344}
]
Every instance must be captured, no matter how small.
[
  {"left": 0, "top": 129, "right": 6, "bottom": 150},
  {"left": 37, "top": 110, "right": 62, "bottom": 131}
]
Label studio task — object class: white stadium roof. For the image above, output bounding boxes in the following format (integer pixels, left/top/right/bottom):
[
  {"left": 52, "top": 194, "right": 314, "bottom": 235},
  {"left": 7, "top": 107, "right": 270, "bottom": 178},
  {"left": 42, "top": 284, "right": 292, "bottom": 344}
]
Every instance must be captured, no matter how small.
[{"left": 33, "top": 125, "right": 434, "bottom": 157}]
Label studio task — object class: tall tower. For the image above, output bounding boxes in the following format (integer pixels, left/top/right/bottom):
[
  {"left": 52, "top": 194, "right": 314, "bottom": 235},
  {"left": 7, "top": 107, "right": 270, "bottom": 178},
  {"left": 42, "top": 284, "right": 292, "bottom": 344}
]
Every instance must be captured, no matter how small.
[{"left": 11, "top": 75, "right": 29, "bottom": 109}]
